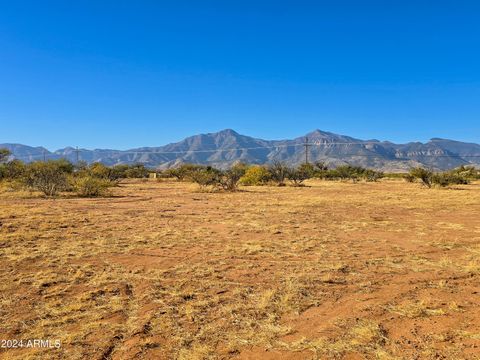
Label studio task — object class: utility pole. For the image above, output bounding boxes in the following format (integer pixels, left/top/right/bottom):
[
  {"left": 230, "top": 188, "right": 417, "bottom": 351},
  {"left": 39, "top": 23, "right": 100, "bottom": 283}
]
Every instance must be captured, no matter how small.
[
  {"left": 43, "top": 150, "right": 46, "bottom": 162},
  {"left": 75, "top": 147, "right": 80, "bottom": 163},
  {"left": 304, "top": 136, "right": 311, "bottom": 164}
]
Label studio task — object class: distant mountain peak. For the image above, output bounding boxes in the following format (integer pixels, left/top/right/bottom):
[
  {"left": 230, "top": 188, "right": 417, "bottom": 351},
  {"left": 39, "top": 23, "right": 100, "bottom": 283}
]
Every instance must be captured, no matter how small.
[
  {"left": 214, "top": 128, "right": 239, "bottom": 136},
  {"left": 306, "top": 129, "right": 333, "bottom": 136}
]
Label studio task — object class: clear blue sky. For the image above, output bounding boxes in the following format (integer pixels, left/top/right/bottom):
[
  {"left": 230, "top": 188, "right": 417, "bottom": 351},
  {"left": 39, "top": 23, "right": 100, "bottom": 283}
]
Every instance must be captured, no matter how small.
[{"left": 1, "top": 1, "right": 479, "bottom": 150}]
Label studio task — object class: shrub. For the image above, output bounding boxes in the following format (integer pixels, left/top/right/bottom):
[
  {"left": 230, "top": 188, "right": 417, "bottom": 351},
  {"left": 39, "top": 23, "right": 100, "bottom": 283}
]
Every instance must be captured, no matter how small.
[
  {"left": 409, "top": 167, "right": 434, "bottom": 188},
  {"left": 363, "top": 169, "right": 384, "bottom": 182},
  {"left": 164, "top": 164, "right": 203, "bottom": 180},
  {"left": 123, "top": 164, "right": 150, "bottom": 178},
  {"left": 189, "top": 163, "right": 247, "bottom": 192},
  {"left": 217, "top": 163, "right": 247, "bottom": 191},
  {"left": 87, "top": 162, "right": 110, "bottom": 178},
  {"left": 239, "top": 165, "right": 271, "bottom": 186},
  {"left": 22, "top": 160, "right": 70, "bottom": 196},
  {"left": 450, "top": 165, "right": 480, "bottom": 180},
  {"left": 408, "top": 167, "right": 472, "bottom": 188},
  {"left": 0, "top": 160, "right": 26, "bottom": 180},
  {"left": 81, "top": 162, "right": 124, "bottom": 183},
  {"left": 70, "top": 176, "right": 114, "bottom": 197},
  {"left": 189, "top": 166, "right": 222, "bottom": 188},
  {"left": 287, "top": 163, "right": 314, "bottom": 186},
  {"left": 431, "top": 173, "right": 469, "bottom": 187},
  {"left": 268, "top": 161, "right": 289, "bottom": 186},
  {"left": 333, "top": 165, "right": 362, "bottom": 182},
  {"left": 55, "top": 158, "right": 75, "bottom": 174},
  {"left": 0, "top": 148, "right": 11, "bottom": 163},
  {"left": 315, "top": 165, "right": 383, "bottom": 182}
]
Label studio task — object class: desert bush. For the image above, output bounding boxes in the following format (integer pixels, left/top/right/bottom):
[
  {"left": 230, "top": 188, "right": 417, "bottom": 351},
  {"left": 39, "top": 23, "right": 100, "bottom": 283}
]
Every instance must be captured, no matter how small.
[
  {"left": 287, "top": 163, "right": 314, "bottom": 186},
  {"left": 431, "top": 172, "right": 469, "bottom": 187},
  {"left": 409, "top": 167, "right": 434, "bottom": 188},
  {"left": 239, "top": 165, "right": 272, "bottom": 186},
  {"left": 0, "top": 159, "right": 26, "bottom": 180},
  {"left": 165, "top": 164, "right": 203, "bottom": 181},
  {"left": 88, "top": 162, "right": 110, "bottom": 177},
  {"left": 70, "top": 175, "right": 114, "bottom": 197},
  {"left": 331, "top": 165, "right": 363, "bottom": 182},
  {"left": 450, "top": 165, "right": 480, "bottom": 180},
  {"left": 189, "top": 166, "right": 222, "bottom": 188},
  {"left": 80, "top": 162, "right": 124, "bottom": 182},
  {"left": 315, "top": 165, "right": 383, "bottom": 182},
  {"left": 84, "top": 163, "right": 150, "bottom": 179},
  {"left": 311, "top": 161, "right": 329, "bottom": 178},
  {"left": 54, "top": 158, "right": 75, "bottom": 174},
  {"left": 22, "top": 160, "right": 71, "bottom": 196},
  {"left": 268, "top": 161, "right": 289, "bottom": 186},
  {"left": 408, "top": 167, "right": 469, "bottom": 188},
  {"left": 123, "top": 163, "right": 150, "bottom": 178},
  {"left": 0, "top": 148, "right": 11, "bottom": 163},
  {"left": 217, "top": 163, "right": 247, "bottom": 191},
  {"left": 189, "top": 163, "right": 246, "bottom": 191},
  {"left": 363, "top": 169, "right": 384, "bottom": 182}
]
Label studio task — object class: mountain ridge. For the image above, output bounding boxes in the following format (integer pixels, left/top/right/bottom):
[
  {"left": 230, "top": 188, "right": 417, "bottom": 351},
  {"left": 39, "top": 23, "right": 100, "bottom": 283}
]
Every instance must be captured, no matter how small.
[{"left": 2, "top": 129, "right": 479, "bottom": 171}]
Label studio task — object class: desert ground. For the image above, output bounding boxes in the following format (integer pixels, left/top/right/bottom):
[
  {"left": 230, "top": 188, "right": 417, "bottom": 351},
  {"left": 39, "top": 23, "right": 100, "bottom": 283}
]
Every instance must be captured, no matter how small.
[{"left": 0, "top": 179, "right": 479, "bottom": 359}]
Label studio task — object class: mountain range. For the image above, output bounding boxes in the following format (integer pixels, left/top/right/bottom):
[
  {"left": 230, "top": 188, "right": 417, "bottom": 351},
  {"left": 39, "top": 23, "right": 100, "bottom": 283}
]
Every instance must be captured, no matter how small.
[{"left": 2, "top": 129, "right": 480, "bottom": 171}]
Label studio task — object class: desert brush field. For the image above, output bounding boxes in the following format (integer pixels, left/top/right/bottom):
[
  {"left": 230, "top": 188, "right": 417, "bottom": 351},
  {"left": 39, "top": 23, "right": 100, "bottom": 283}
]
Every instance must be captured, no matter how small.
[{"left": 0, "top": 179, "right": 479, "bottom": 359}]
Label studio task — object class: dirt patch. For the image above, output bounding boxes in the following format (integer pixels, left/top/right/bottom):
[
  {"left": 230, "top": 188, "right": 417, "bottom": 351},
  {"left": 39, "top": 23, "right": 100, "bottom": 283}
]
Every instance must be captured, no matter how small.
[{"left": 0, "top": 179, "right": 479, "bottom": 359}]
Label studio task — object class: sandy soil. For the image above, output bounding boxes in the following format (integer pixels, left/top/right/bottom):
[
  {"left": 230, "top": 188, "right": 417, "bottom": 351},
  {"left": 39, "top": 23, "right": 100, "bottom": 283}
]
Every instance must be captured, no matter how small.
[{"left": 0, "top": 179, "right": 479, "bottom": 359}]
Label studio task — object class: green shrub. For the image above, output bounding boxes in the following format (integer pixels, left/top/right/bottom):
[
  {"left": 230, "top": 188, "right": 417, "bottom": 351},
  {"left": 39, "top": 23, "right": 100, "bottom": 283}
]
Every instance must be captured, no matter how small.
[
  {"left": 80, "top": 162, "right": 124, "bottom": 183},
  {"left": 189, "top": 163, "right": 246, "bottom": 192},
  {"left": 409, "top": 167, "right": 434, "bottom": 188},
  {"left": 189, "top": 166, "right": 222, "bottom": 188},
  {"left": 314, "top": 165, "right": 383, "bottom": 182},
  {"left": 449, "top": 165, "right": 480, "bottom": 180},
  {"left": 239, "top": 165, "right": 271, "bottom": 186},
  {"left": 431, "top": 173, "right": 469, "bottom": 187},
  {"left": 408, "top": 167, "right": 470, "bottom": 188},
  {"left": 87, "top": 162, "right": 111, "bottom": 178},
  {"left": 363, "top": 169, "right": 384, "bottom": 182},
  {"left": 70, "top": 176, "right": 114, "bottom": 197},
  {"left": 217, "top": 163, "right": 247, "bottom": 191},
  {"left": 323, "top": 165, "right": 361, "bottom": 182},
  {"left": 123, "top": 164, "right": 150, "bottom": 178},
  {"left": 54, "top": 158, "right": 75, "bottom": 174},
  {"left": 22, "top": 160, "right": 71, "bottom": 196},
  {"left": 165, "top": 164, "right": 203, "bottom": 181},
  {"left": 287, "top": 163, "right": 314, "bottom": 186},
  {"left": 0, "top": 148, "right": 11, "bottom": 163},
  {"left": 0, "top": 160, "right": 26, "bottom": 180}
]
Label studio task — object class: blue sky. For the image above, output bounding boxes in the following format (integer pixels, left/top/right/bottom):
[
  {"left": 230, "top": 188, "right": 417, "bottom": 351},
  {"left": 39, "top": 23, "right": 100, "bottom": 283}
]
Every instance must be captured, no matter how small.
[{"left": 1, "top": 1, "right": 479, "bottom": 150}]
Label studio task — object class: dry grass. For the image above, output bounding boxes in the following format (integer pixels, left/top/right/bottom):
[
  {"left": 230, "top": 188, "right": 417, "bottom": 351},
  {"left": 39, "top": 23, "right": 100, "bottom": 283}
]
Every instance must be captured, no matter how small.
[{"left": 0, "top": 179, "right": 479, "bottom": 359}]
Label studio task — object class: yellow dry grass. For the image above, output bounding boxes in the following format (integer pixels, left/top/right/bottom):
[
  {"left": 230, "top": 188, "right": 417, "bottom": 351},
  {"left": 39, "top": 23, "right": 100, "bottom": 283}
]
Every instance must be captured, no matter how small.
[{"left": 0, "top": 179, "right": 479, "bottom": 359}]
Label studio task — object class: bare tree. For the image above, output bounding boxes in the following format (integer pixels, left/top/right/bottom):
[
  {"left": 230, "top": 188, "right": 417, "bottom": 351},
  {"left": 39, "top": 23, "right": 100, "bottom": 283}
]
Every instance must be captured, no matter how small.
[{"left": 268, "top": 161, "right": 289, "bottom": 186}]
